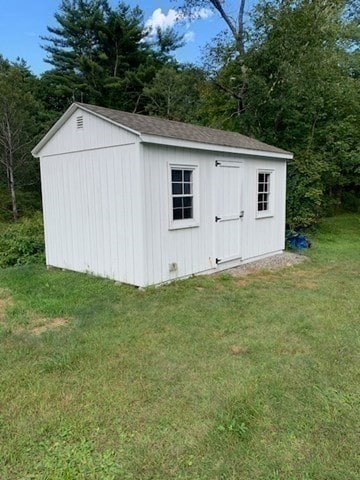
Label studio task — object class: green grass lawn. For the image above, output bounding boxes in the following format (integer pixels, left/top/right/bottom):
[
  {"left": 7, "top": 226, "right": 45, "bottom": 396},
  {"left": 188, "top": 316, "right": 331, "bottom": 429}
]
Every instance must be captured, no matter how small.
[{"left": 0, "top": 214, "right": 359, "bottom": 480}]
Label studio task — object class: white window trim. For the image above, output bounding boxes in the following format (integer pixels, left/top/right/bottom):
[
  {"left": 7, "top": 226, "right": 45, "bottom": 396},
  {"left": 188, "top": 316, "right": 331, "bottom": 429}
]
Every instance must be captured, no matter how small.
[
  {"left": 168, "top": 163, "right": 199, "bottom": 230},
  {"left": 256, "top": 169, "right": 274, "bottom": 219}
]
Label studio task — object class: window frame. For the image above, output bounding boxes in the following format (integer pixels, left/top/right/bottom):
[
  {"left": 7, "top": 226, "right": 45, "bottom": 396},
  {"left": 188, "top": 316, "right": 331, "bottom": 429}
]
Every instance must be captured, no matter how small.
[
  {"left": 168, "top": 163, "right": 199, "bottom": 230},
  {"left": 256, "top": 169, "right": 274, "bottom": 218}
]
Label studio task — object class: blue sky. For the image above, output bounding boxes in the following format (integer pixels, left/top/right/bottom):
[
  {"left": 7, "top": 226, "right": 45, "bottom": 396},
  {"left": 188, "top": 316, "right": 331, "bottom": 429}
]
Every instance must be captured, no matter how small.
[{"left": 0, "top": 1, "right": 254, "bottom": 75}]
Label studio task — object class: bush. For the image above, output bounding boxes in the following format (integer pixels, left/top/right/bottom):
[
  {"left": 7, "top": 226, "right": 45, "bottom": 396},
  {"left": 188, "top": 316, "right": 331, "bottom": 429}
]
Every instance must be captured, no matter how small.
[
  {"left": 0, "top": 212, "right": 45, "bottom": 268},
  {"left": 0, "top": 186, "right": 42, "bottom": 222},
  {"left": 341, "top": 191, "right": 360, "bottom": 213}
]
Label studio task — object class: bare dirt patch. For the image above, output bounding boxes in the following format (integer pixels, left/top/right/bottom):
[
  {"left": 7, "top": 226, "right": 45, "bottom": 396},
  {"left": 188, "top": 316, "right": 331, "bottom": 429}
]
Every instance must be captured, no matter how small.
[
  {"left": 230, "top": 345, "right": 249, "bottom": 356},
  {"left": 0, "top": 289, "right": 13, "bottom": 323},
  {"left": 30, "top": 317, "right": 69, "bottom": 336}
]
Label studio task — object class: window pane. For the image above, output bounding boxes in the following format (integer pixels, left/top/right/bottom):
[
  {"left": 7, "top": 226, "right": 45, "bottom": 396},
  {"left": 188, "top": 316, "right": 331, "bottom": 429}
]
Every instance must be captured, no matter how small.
[
  {"left": 171, "top": 167, "right": 195, "bottom": 223},
  {"left": 183, "top": 170, "right": 192, "bottom": 182},
  {"left": 173, "top": 208, "right": 183, "bottom": 220},
  {"left": 172, "top": 182, "right": 183, "bottom": 195},
  {"left": 184, "top": 183, "right": 192, "bottom": 194},
  {"left": 172, "top": 170, "right": 182, "bottom": 182},
  {"left": 183, "top": 207, "right": 193, "bottom": 219},
  {"left": 258, "top": 172, "right": 271, "bottom": 213},
  {"left": 173, "top": 197, "right": 182, "bottom": 209},
  {"left": 183, "top": 197, "right": 192, "bottom": 208}
]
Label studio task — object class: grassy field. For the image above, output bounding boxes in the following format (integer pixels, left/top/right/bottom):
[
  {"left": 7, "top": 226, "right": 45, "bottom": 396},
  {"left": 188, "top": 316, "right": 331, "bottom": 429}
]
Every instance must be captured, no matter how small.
[{"left": 0, "top": 214, "right": 359, "bottom": 479}]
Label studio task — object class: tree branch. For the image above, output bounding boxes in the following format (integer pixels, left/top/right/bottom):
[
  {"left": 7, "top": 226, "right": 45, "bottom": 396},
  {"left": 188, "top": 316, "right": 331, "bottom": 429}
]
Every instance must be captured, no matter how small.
[{"left": 209, "top": 0, "right": 246, "bottom": 55}]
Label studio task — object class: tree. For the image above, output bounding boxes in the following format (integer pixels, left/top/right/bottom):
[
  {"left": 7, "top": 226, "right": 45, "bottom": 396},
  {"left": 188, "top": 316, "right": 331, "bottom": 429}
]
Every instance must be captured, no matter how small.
[
  {"left": 40, "top": 0, "right": 189, "bottom": 113},
  {"left": 143, "top": 64, "right": 205, "bottom": 121},
  {"left": 245, "top": 0, "right": 360, "bottom": 225},
  {"left": 193, "top": 0, "right": 359, "bottom": 226},
  {"left": 41, "top": 0, "right": 160, "bottom": 111},
  {"left": 179, "top": 0, "right": 247, "bottom": 55},
  {"left": 0, "top": 60, "right": 42, "bottom": 220}
]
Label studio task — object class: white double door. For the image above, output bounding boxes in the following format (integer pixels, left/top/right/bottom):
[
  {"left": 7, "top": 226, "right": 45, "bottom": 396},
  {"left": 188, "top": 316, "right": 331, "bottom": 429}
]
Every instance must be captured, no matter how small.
[{"left": 214, "top": 160, "right": 243, "bottom": 265}]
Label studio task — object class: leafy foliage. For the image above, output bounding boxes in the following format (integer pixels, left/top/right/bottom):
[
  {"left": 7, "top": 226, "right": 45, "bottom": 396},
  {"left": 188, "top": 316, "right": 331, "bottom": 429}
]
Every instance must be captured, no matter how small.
[
  {"left": 1, "top": 0, "right": 359, "bottom": 227},
  {"left": 0, "top": 58, "right": 45, "bottom": 220},
  {"left": 40, "top": 0, "right": 169, "bottom": 112},
  {"left": 143, "top": 64, "right": 205, "bottom": 121},
  {"left": 0, "top": 213, "right": 45, "bottom": 267},
  {"left": 195, "top": 0, "right": 360, "bottom": 226}
]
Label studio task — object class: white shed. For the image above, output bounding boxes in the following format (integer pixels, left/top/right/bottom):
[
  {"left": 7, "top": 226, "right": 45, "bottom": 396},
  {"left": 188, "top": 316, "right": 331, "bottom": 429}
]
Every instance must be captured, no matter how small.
[{"left": 32, "top": 103, "right": 293, "bottom": 287}]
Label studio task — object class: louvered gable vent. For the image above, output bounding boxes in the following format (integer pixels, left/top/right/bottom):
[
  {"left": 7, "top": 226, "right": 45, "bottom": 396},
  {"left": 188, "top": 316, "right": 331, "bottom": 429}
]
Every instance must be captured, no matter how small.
[{"left": 76, "top": 115, "right": 84, "bottom": 129}]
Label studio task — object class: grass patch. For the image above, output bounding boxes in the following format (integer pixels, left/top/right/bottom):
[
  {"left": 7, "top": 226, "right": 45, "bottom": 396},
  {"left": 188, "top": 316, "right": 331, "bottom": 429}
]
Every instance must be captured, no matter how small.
[{"left": 0, "top": 213, "right": 359, "bottom": 479}]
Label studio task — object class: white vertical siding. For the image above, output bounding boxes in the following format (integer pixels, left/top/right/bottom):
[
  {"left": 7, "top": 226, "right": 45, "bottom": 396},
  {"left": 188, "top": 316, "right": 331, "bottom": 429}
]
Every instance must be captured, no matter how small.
[
  {"left": 141, "top": 145, "right": 287, "bottom": 286},
  {"left": 240, "top": 157, "right": 287, "bottom": 260},
  {"left": 41, "top": 142, "right": 145, "bottom": 286},
  {"left": 40, "top": 109, "right": 136, "bottom": 157},
  {"left": 141, "top": 145, "right": 215, "bottom": 286}
]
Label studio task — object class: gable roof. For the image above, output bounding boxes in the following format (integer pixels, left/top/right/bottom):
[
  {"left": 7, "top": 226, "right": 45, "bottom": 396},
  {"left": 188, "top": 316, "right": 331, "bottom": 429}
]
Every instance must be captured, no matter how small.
[{"left": 32, "top": 102, "right": 293, "bottom": 158}]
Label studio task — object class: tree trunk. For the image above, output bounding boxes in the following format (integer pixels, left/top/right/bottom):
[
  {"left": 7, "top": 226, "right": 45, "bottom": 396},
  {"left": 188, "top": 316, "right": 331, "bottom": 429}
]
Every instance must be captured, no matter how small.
[{"left": 8, "top": 152, "right": 18, "bottom": 221}]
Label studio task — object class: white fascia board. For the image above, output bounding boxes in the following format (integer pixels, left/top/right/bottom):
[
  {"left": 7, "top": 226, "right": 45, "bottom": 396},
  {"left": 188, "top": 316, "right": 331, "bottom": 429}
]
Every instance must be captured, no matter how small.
[
  {"left": 32, "top": 103, "right": 141, "bottom": 158},
  {"left": 139, "top": 134, "right": 293, "bottom": 160}
]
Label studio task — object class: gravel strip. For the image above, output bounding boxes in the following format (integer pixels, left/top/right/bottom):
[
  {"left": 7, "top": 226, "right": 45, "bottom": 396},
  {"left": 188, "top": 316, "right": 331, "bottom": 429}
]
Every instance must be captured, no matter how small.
[{"left": 226, "top": 251, "right": 308, "bottom": 277}]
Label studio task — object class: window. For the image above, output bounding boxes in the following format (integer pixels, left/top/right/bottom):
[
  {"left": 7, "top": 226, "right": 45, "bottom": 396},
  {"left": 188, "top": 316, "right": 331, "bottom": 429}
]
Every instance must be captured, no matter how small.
[
  {"left": 169, "top": 165, "right": 198, "bottom": 229},
  {"left": 171, "top": 169, "right": 193, "bottom": 220},
  {"left": 257, "top": 170, "right": 273, "bottom": 217}
]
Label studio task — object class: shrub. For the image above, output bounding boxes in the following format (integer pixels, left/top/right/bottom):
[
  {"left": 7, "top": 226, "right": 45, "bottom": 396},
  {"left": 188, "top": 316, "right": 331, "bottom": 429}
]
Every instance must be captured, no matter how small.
[
  {"left": 0, "top": 213, "right": 45, "bottom": 268},
  {"left": 0, "top": 186, "right": 42, "bottom": 222},
  {"left": 341, "top": 191, "right": 360, "bottom": 213}
]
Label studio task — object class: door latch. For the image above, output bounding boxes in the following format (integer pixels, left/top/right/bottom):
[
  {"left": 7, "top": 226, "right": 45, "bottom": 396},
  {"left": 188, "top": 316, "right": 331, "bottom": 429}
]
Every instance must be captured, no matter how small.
[
  {"left": 215, "top": 216, "right": 221, "bottom": 222},
  {"left": 239, "top": 210, "right": 244, "bottom": 218}
]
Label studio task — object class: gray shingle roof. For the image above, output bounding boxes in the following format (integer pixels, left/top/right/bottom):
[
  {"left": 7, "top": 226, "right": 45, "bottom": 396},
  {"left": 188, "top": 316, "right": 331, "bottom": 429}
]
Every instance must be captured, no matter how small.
[{"left": 77, "top": 103, "right": 291, "bottom": 155}]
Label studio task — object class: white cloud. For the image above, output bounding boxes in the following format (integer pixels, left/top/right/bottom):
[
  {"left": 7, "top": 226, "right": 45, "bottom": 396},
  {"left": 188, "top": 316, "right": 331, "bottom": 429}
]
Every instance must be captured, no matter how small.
[
  {"left": 144, "top": 7, "right": 213, "bottom": 37},
  {"left": 145, "top": 8, "right": 180, "bottom": 36},
  {"left": 184, "top": 31, "right": 195, "bottom": 43},
  {"left": 193, "top": 7, "right": 213, "bottom": 20}
]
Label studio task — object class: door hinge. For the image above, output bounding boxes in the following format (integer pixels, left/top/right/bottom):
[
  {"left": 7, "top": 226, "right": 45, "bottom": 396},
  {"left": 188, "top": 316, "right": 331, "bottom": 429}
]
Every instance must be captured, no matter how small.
[
  {"left": 239, "top": 210, "right": 244, "bottom": 218},
  {"left": 215, "top": 160, "right": 221, "bottom": 167},
  {"left": 215, "top": 216, "right": 221, "bottom": 222},
  {"left": 216, "top": 258, "right": 221, "bottom": 264}
]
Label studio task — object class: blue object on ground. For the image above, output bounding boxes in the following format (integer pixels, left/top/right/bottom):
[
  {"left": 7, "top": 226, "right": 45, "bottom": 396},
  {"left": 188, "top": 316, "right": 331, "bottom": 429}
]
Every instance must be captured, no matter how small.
[{"left": 286, "top": 231, "right": 311, "bottom": 249}]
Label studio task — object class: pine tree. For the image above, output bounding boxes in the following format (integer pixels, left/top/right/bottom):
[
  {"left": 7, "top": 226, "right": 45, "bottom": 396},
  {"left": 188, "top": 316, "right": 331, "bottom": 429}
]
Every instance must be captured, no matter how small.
[{"left": 41, "top": 0, "right": 158, "bottom": 111}]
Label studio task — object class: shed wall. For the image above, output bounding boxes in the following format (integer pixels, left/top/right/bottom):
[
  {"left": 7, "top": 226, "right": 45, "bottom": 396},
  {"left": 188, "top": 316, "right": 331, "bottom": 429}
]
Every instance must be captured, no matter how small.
[
  {"left": 141, "top": 144, "right": 286, "bottom": 286},
  {"left": 40, "top": 109, "right": 136, "bottom": 157},
  {"left": 41, "top": 144, "right": 145, "bottom": 286},
  {"left": 240, "top": 157, "right": 287, "bottom": 260}
]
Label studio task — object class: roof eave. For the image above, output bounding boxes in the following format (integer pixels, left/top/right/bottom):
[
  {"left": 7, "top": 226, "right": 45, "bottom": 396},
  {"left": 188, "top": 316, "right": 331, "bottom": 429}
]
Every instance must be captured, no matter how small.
[{"left": 139, "top": 133, "right": 293, "bottom": 160}]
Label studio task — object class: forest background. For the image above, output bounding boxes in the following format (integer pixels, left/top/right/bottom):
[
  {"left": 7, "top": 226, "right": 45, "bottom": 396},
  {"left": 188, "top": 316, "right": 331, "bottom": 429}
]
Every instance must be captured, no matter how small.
[{"left": 0, "top": 0, "right": 359, "bottom": 228}]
